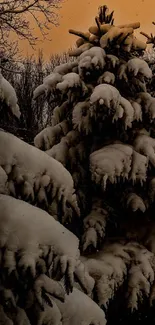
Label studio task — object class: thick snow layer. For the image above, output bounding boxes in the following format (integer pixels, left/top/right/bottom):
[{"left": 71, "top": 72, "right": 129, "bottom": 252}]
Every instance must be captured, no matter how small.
[
  {"left": 54, "top": 287, "right": 106, "bottom": 325},
  {"left": 90, "top": 84, "right": 121, "bottom": 109},
  {"left": 54, "top": 62, "right": 78, "bottom": 75},
  {"left": 0, "top": 130, "right": 73, "bottom": 187},
  {"left": 90, "top": 143, "right": 148, "bottom": 189},
  {"left": 33, "top": 84, "right": 46, "bottom": 100},
  {"left": 56, "top": 73, "right": 81, "bottom": 91},
  {"left": 0, "top": 71, "right": 21, "bottom": 119},
  {"left": 33, "top": 73, "right": 62, "bottom": 99},
  {"left": 78, "top": 46, "right": 106, "bottom": 71},
  {"left": 43, "top": 72, "right": 62, "bottom": 88},
  {"left": 0, "top": 130, "right": 80, "bottom": 219},
  {"left": 127, "top": 58, "right": 152, "bottom": 78},
  {"left": 0, "top": 194, "right": 79, "bottom": 259}
]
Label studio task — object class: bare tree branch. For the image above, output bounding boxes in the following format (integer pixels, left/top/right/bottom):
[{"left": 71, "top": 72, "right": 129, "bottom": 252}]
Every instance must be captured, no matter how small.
[{"left": 0, "top": 0, "right": 63, "bottom": 58}]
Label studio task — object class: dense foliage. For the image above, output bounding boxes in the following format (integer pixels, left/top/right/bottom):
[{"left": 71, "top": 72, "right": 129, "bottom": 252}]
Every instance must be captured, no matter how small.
[{"left": 1, "top": 4, "right": 155, "bottom": 324}]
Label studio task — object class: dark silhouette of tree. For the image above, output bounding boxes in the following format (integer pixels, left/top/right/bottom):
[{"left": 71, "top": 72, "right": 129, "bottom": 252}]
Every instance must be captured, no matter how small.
[{"left": 0, "top": 0, "right": 63, "bottom": 58}]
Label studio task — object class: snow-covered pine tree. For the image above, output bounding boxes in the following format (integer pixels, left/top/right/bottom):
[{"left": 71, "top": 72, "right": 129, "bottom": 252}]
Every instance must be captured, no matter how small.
[
  {"left": 0, "top": 45, "right": 104, "bottom": 325},
  {"left": 0, "top": 89, "right": 105, "bottom": 322},
  {"left": 1, "top": 3, "right": 155, "bottom": 325},
  {"left": 32, "top": 4, "right": 155, "bottom": 323}
]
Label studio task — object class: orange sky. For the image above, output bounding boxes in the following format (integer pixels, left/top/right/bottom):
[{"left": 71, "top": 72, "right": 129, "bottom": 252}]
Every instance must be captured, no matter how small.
[{"left": 19, "top": 0, "right": 155, "bottom": 59}]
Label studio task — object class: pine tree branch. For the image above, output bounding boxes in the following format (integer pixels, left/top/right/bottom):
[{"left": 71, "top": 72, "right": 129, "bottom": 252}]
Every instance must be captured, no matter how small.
[{"left": 69, "top": 29, "right": 89, "bottom": 42}]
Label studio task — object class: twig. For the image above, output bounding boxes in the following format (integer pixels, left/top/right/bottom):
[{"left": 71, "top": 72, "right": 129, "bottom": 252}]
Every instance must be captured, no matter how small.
[
  {"left": 140, "top": 31, "right": 155, "bottom": 45},
  {"left": 0, "top": 65, "right": 22, "bottom": 74}
]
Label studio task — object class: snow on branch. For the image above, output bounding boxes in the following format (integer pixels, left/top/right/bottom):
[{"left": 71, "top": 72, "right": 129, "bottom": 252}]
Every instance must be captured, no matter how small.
[{"left": 0, "top": 69, "right": 21, "bottom": 118}]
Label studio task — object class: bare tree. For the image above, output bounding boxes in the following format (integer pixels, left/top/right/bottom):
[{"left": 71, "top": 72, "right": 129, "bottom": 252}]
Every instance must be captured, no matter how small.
[{"left": 0, "top": 0, "right": 63, "bottom": 58}]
